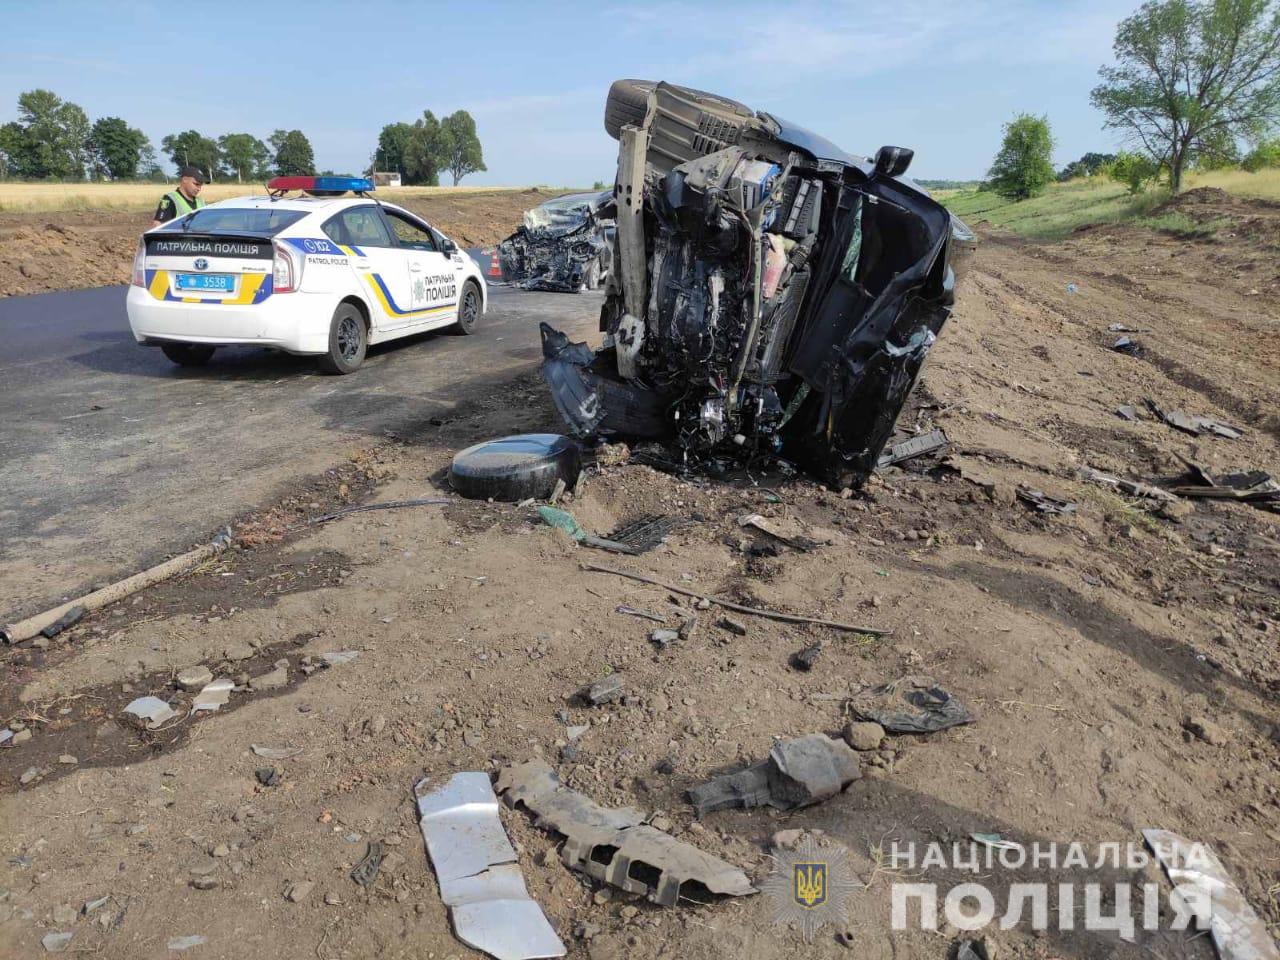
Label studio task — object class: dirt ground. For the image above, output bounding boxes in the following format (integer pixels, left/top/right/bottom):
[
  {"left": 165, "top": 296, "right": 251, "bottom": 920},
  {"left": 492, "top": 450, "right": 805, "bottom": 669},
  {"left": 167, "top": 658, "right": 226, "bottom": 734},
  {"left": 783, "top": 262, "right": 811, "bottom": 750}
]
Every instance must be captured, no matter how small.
[
  {"left": 0, "top": 189, "right": 552, "bottom": 297},
  {"left": 2, "top": 190, "right": 1278, "bottom": 959}
]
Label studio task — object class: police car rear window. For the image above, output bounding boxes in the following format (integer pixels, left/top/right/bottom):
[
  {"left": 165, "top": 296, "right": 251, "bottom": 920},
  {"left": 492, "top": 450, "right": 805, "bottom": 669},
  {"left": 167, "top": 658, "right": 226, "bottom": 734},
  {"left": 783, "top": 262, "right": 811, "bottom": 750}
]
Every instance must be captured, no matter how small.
[{"left": 159, "top": 208, "right": 308, "bottom": 237}]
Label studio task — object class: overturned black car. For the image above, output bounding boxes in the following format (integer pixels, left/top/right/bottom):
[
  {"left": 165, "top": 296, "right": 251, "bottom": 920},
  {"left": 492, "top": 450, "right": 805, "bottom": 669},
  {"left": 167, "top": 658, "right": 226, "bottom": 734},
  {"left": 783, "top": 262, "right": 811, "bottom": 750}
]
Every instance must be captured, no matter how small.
[
  {"left": 540, "top": 80, "right": 968, "bottom": 489},
  {"left": 498, "top": 190, "right": 615, "bottom": 293}
]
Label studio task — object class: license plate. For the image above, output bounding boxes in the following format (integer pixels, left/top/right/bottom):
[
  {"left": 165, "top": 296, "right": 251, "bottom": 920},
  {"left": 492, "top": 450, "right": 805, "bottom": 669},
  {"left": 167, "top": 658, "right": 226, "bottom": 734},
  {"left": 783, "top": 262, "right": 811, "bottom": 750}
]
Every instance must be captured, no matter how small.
[{"left": 175, "top": 273, "right": 234, "bottom": 292}]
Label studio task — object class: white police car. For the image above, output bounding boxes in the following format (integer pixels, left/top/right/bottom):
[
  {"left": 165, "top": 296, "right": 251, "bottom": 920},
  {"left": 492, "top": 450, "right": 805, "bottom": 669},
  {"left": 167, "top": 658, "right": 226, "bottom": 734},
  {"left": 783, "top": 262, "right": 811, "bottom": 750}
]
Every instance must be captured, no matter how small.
[{"left": 127, "top": 176, "right": 487, "bottom": 373}]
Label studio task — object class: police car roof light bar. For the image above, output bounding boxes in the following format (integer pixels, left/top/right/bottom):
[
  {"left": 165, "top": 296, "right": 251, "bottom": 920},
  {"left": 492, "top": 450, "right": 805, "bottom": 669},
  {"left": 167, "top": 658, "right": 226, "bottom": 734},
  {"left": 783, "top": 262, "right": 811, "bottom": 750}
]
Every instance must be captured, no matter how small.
[{"left": 266, "top": 175, "right": 376, "bottom": 197}]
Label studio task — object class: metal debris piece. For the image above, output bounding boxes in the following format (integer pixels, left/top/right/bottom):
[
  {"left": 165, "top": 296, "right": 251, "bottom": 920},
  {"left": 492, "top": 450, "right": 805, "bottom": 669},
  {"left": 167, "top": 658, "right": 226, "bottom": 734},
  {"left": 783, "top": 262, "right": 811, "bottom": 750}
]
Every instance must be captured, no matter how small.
[
  {"left": 955, "top": 938, "right": 994, "bottom": 960},
  {"left": 848, "top": 676, "right": 975, "bottom": 734},
  {"left": 791, "top": 642, "right": 823, "bottom": 671},
  {"left": 877, "top": 429, "right": 950, "bottom": 468},
  {"left": 0, "top": 728, "right": 12, "bottom": 746},
  {"left": 167, "top": 935, "right": 206, "bottom": 951},
  {"left": 736, "top": 513, "right": 825, "bottom": 552},
  {"left": 650, "top": 629, "right": 680, "bottom": 648},
  {"left": 1115, "top": 405, "right": 1140, "bottom": 421},
  {"left": 498, "top": 760, "right": 755, "bottom": 906},
  {"left": 251, "top": 744, "right": 302, "bottom": 761},
  {"left": 255, "top": 767, "right": 280, "bottom": 787},
  {"left": 320, "top": 651, "right": 360, "bottom": 666},
  {"left": 717, "top": 617, "right": 748, "bottom": 636},
  {"left": 42, "top": 932, "right": 73, "bottom": 954},
  {"left": 350, "top": 840, "right": 385, "bottom": 888},
  {"left": 538, "top": 506, "right": 639, "bottom": 555},
  {"left": 1108, "top": 323, "right": 1150, "bottom": 333},
  {"left": 192, "top": 678, "right": 234, "bottom": 713},
  {"left": 415, "top": 772, "right": 566, "bottom": 960},
  {"left": 1079, "top": 468, "right": 1179, "bottom": 503},
  {"left": 122, "top": 696, "right": 177, "bottom": 730},
  {"left": 1016, "top": 487, "right": 1077, "bottom": 515},
  {"left": 604, "top": 515, "right": 678, "bottom": 554},
  {"left": 686, "top": 734, "right": 862, "bottom": 817},
  {"left": 615, "top": 606, "right": 666, "bottom": 623},
  {"left": 1144, "top": 399, "right": 1244, "bottom": 439},
  {"left": 1167, "top": 467, "right": 1279, "bottom": 503},
  {"left": 1143, "top": 828, "right": 1279, "bottom": 960},
  {"left": 581, "top": 675, "right": 624, "bottom": 706},
  {"left": 1111, "top": 336, "right": 1142, "bottom": 356},
  {"left": 40, "top": 605, "right": 86, "bottom": 639}
]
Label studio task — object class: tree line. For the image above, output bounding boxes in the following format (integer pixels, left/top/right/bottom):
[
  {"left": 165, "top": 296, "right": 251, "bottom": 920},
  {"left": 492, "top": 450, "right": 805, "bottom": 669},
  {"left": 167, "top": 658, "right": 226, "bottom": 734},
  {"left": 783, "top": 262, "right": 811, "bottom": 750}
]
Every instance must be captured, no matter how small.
[
  {"left": 0, "top": 89, "right": 489, "bottom": 186},
  {"left": 985, "top": 0, "right": 1279, "bottom": 200}
]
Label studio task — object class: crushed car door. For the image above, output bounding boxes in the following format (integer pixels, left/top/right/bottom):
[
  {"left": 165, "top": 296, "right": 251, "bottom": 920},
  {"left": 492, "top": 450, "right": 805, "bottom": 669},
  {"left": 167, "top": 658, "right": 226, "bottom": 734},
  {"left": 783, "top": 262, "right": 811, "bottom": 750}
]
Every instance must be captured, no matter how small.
[
  {"left": 322, "top": 205, "right": 404, "bottom": 334},
  {"left": 380, "top": 208, "right": 459, "bottom": 331}
]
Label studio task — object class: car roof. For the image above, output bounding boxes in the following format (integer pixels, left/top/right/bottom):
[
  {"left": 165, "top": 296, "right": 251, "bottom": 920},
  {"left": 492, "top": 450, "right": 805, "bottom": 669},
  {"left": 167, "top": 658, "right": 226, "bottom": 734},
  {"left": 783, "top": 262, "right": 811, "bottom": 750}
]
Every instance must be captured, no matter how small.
[{"left": 201, "top": 195, "right": 377, "bottom": 214}]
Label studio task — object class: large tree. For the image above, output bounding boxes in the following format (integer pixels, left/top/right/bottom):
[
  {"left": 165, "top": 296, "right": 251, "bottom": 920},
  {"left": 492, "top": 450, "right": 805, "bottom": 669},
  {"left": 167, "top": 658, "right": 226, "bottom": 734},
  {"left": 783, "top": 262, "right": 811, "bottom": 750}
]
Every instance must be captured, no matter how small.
[
  {"left": 403, "top": 111, "right": 443, "bottom": 186},
  {"left": 161, "top": 130, "right": 220, "bottom": 181},
  {"left": 89, "top": 116, "right": 149, "bottom": 180},
  {"left": 439, "top": 110, "right": 486, "bottom": 185},
  {"left": 987, "top": 113, "right": 1056, "bottom": 199},
  {"left": 218, "top": 132, "right": 269, "bottom": 182},
  {"left": 3, "top": 89, "right": 92, "bottom": 179},
  {"left": 1091, "top": 0, "right": 1280, "bottom": 193},
  {"left": 269, "top": 129, "right": 315, "bottom": 176},
  {"left": 374, "top": 121, "right": 416, "bottom": 181}
]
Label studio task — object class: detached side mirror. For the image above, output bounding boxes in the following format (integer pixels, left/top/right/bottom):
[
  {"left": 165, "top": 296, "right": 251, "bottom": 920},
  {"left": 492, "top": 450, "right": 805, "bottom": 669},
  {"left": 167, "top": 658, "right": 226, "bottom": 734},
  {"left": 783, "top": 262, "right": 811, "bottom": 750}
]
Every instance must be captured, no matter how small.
[
  {"left": 441, "top": 238, "right": 458, "bottom": 255},
  {"left": 874, "top": 146, "right": 914, "bottom": 177}
]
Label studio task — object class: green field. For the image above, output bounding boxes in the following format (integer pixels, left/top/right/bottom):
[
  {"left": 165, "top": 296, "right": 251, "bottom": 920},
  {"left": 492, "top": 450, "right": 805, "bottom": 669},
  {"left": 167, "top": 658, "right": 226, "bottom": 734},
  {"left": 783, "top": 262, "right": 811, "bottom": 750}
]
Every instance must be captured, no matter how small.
[{"left": 942, "top": 167, "right": 1280, "bottom": 240}]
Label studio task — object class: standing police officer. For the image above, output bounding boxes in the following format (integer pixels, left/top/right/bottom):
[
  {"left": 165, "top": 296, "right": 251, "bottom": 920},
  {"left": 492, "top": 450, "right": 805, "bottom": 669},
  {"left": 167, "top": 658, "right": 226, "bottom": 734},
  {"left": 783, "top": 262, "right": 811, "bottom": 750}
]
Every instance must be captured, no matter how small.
[{"left": 151, "top": 165, "right": 207, "bottom": 227}]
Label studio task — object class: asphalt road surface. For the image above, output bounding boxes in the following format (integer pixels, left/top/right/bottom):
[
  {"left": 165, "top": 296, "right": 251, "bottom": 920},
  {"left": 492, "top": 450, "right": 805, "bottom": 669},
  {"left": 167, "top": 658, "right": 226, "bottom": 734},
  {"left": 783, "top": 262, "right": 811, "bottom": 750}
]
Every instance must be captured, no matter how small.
[{"left": 0, "top": 280, "right": 600, "bottom": 617}]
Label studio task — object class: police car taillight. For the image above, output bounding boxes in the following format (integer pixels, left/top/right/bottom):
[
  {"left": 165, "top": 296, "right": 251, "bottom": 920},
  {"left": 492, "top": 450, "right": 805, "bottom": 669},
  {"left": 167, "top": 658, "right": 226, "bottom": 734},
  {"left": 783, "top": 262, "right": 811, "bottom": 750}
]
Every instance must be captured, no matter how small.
[
  {"left": 272, "top": 240, "right": 303, "bottom": 293},
  {"left": 131, "top": 239, "right": 146, "bottom": 287}
]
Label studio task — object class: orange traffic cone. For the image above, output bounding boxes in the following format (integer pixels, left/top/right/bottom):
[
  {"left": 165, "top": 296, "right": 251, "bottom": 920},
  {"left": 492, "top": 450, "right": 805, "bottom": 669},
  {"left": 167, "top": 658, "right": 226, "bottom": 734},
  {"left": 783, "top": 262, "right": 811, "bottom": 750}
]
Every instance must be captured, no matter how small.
[{"left": 487, "top": 249, "right": 503, "bottom": 280}]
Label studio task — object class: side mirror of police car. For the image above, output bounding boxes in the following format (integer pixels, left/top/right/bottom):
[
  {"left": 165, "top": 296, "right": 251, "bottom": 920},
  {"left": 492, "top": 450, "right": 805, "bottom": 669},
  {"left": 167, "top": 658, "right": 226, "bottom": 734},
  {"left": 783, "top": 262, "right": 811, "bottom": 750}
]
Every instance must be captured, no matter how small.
[{"left": 441, "top": 238, "right": 458, "bottom": 255}]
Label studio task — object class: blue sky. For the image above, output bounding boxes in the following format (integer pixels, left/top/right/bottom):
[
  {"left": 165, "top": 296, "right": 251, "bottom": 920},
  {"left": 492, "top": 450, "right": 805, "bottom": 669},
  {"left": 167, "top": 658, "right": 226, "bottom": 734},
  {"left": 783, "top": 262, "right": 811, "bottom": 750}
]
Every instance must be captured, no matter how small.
[{"left": 2, "top": 0, "right": 1135, "bottom": 184}]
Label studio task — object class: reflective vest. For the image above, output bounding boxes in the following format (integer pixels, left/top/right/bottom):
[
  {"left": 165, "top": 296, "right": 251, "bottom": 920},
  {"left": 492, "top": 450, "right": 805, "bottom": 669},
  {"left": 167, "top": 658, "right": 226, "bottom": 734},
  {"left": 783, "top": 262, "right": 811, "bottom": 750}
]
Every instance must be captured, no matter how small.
[{"left": 166, "top": 190, "right": 206, "bottom": 215}]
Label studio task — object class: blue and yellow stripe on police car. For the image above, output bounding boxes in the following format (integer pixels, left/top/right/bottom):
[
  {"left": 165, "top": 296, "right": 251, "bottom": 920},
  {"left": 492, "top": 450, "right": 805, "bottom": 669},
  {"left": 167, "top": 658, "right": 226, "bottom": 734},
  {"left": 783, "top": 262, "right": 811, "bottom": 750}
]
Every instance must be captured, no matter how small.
[
  {"left": 145, "top": 269, "right": 273, "bottom": 305},
  {"left": 363, "top": 273, "right": 456, "bottom": 319}
]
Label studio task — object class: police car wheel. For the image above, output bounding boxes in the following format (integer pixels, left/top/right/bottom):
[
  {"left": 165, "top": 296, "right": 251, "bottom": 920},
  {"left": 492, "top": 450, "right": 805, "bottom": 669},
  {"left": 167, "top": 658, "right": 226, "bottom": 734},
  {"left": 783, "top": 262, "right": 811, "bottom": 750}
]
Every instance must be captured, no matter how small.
[
  {"left": 318, "top": 303, "right": 367, "bottom": 375},
  {"left": 451, "top": 283, "right": 480, "bottom": 336},
  {"left": 161, "top": 343, "right": 215, "bottom": 367}
]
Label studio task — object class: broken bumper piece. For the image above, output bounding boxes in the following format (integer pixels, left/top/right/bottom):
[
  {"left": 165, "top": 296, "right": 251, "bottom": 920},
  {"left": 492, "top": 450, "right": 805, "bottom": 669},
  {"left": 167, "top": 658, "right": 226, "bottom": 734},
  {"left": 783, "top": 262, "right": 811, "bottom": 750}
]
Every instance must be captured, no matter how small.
[
  {"left": 497, "top": 760, "right": 755, "bottom": 907},
  {"left": 416, "top": 772, "right": 565, "bottom": 960},
  {"left": 686, "top": 733, "right": 861, "bottom": 818}
]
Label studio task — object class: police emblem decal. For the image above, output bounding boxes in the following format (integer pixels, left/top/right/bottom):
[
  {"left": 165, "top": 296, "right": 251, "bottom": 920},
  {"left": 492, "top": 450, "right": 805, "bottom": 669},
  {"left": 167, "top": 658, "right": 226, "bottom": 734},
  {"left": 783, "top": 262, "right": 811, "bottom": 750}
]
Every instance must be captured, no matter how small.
[{"left": 762, "top": 834, "right": 859, "bottom": 941}]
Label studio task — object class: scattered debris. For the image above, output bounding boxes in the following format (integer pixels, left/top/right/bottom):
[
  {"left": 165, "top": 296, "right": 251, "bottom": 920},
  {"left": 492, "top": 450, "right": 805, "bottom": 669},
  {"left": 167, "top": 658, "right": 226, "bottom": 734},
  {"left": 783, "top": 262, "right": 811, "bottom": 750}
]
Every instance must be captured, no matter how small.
[
  {"left": 1079, "top": 467, "right": 1179, "bottom": 503},
  {"left": 954, "top": 937, "right": 995, "bottom": 960},
  {"left": 1143, "top": 828, "right": 1279, "bottom": 960},
  {"left": 416, "top": 772, "right": 566, "bottom": 960},
  {"left": 192, "top": 678, "right": 234, "bottom": 713},
  {"left": 970, "top": 833, "right": 1023, "bottom": 853},
  {"left": 877, "top": 429, "right": 950, "bottom": 468},
  {"left": 41, "top": 932, "right": 73, "bottom": 954},
  {"left": 1165, "top": 463, "right": 1279, "bottom": 504},
  {"left": 603, "top": 515, "right": 677, "bottom": 554},
  {"left": 166, "top": 936, "right": 207, "bottom": 951},
  {"left": 122, "top": 696, "right": 177, "bottom": 730},
  {"left": 650, "top": 628, "right": 680, "bottom": 649},
  {"left": 1115, "top": 405, "right": 1140, "bottom": 422},
  {"left": 582, "top": 563, "right": 889, "bottom": 635},
  {"left": 1144, "top": 399, "right": 1243, "bottom": 439},
  {"left": 309, "top": 497, "right": 450, "bottom": 524},
  {"left": 580, "top": 674, "right": 624, "bottom": 706},
  {"left": 615, "top": 605, "right": 666, "bottom": 623},
  {"left": 1111, "top": 336, "right": 1142, "bottom": 356},
  {"left": 686, "top": 734, "right": 862, "bottom": 817},
  {"left": 255, "top": 767, "right": 280, "bottom": 787},
  {"left": 40, "top": 605, "right": 85, "bottom": 639},
  {"left": 717, "top": 617, "right": 748, "bottom": 636},
  {"left": 737, "top": 513, "right": 826, "bottom": 552},
  {"left": 1107, "top": 323, "right": 1149, "bottom": 333},
  {"left": 538, "top": 506, "right": 639, "bottom": 555},
  {"left": 350, "top": 841, "right": 385, "bottom": 888},
  {"left": 498, "top": 760, "right": 755, "bottom": 906},
  {"left": 790, "top": 642, "right": 823, "bottom": 671},
  {"left": 848, "top": 677, "right": 975, "bottom": 734},
  {"left": 451, "top": 434, "right": 582, "bottom": 503},
  {"left": 320, "top": 651, "right": 360, "bottom": 667},
  {"left": 251, "top": 744, "right": 302, "bottom": 761},
  {"left": 0, "top": 728, "right": 12, "bottom": 746},
  {"left": 1016, "top": 487, "right": 1077, "bottom": 515}
]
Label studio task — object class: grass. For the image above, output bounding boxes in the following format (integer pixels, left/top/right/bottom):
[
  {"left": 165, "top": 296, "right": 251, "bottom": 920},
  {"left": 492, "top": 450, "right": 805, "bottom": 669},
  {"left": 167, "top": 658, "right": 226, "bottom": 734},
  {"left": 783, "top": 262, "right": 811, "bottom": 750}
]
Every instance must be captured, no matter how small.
[
  {"left": 0, "top": 182, "right": 581, "bottom": 214},
  {"left": 942, "top": 166, "right": 1280, "bottom": 240}
]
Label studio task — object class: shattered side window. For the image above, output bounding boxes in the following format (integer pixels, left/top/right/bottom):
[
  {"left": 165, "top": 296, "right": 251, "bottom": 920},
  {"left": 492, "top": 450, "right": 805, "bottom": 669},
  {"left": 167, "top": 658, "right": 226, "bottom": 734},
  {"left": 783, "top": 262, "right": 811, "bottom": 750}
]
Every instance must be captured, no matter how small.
[{"left": 840, "top": 196, "right": 864, "bottom": 285}]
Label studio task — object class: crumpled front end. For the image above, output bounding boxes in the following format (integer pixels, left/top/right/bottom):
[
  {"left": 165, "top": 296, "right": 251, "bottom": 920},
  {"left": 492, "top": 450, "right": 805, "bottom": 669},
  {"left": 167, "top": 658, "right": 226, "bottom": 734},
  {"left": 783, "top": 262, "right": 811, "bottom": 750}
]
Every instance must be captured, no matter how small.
[
  {"left": 497, "top": 190, "right": 615, "bottom": 293},
  {"left": 540, "top": 81, "right": 960, "bottom": 489}
]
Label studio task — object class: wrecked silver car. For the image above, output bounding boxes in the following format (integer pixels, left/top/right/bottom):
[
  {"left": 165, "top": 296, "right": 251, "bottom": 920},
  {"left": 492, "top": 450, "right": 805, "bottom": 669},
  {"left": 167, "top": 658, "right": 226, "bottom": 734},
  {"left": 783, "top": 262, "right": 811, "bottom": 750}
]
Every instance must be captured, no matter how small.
[
  {"left": 540, "top": 80, "right": 965, "bottom": 488},
  {"left": 498, "top": 190, "right": 615, "bottom": 293}
]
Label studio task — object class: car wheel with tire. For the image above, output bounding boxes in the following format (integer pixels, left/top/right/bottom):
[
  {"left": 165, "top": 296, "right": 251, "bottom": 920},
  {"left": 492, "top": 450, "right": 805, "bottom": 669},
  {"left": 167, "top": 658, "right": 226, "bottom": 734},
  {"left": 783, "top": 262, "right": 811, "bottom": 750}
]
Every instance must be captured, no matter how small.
[
  {"left": 161, "top": 343, "right": 215, "bottom": 367},
  {"left": 318, "top": 302, "right": 367, "bottom": 374},
  {"left": 451, "top": 282, "right": 480, "bottom": 335},
  {"left": 603, "top": 79, "right": 754, "bottom": 140}
]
